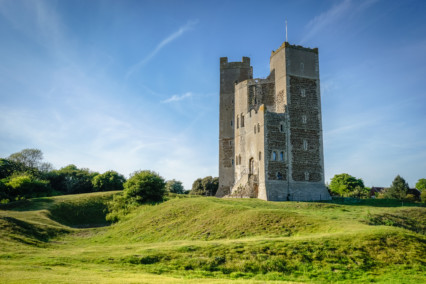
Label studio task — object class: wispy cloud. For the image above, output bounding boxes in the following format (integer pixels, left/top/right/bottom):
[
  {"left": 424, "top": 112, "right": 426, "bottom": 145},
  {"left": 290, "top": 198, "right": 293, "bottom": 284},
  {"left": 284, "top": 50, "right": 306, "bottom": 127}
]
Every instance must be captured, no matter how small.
[
  {"left": 126, "top": 20, "right": 198, "bottom": 79},
  {"left": 301, "top": 0, "right": 352, "bottom": 43},
  {"left": 161, "top": 92, "right": 192, "bottom": 103}
]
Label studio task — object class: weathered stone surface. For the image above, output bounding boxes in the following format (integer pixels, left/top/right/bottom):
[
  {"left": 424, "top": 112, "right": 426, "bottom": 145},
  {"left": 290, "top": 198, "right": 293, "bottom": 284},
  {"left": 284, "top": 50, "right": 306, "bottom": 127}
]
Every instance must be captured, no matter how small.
[{"left": 218, "top": 42, "right": 330, "bottom": 201}]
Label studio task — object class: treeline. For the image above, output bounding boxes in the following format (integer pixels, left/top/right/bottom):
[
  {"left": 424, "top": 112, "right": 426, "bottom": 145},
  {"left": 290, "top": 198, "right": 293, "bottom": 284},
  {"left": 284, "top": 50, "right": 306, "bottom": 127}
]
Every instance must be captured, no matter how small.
[
  {"left": 328, "top": 173, "right": 426, "bottom": 203},
  {"left": 0, "top": 149, "right": 126, "bottom": 203},
  {"left": 0, "top": 148, "right": 220, "bottom": 204}
]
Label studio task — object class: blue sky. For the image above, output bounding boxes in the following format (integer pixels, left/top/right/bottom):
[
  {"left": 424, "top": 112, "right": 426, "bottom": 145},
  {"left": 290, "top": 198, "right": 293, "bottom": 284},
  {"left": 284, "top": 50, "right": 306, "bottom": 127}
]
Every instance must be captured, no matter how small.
[{"left": 0, "top": 0, "right": 425, "bottom": 189}]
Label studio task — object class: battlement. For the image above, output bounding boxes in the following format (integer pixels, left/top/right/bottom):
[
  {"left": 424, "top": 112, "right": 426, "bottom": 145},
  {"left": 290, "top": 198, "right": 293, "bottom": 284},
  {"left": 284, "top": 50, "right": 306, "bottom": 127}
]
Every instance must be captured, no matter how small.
[
  {"left": 220, "top": 57, "right": 251, "bottom": 69},
  {"left": 271, "top": 42, "right": 318, "bottom": 57}
]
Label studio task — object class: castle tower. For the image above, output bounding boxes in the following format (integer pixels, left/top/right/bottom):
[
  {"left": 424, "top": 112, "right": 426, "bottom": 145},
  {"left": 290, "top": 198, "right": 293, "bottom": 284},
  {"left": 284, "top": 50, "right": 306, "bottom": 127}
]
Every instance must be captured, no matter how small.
[
  {"left": 218, "top": 42, "right": 330, "bottom": 201},
  {"left": 217, "top": 57, "right": 252, "bottom": 197},
  {"left": 268, "top": 43, "right": 328, "bottom": 201}
]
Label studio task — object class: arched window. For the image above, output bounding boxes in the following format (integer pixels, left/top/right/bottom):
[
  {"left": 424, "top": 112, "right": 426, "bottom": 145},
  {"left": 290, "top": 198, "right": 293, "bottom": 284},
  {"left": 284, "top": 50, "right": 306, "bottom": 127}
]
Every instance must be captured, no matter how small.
[
  {"left": 249, "top": 158, "right": 254, "bottom": 175},
  {"left": 236, "top": 155, "right": 238, "bottom": 165},
  {"left": 259, "top": 151, "right": 262, "bottom": 160},
  {"left": 301, "top": 89, "right": 306, "bottom": 97},
  {"left": 238, "top": 155, "right": 241, "bottom": 165},
  {"left": 280, "top": 122, "right": 284, "bottom": 132},
  {"left": 231, "top": 159, "right": 234, "bottom": 166},
  {"left": 257, "top": 123, "right": 260, "bottom": 132},
  {"left": 303, "top": 139, "right": 308, "bottom": 151},
  {"left": 280, "top": 151, "right": 284, "bottom": 161},
  {"left": 237, "top": 115, "right": 239, "bottom": 129},
  {"left": 277, "top": 172, "right": 283, "bottom": 180},
  {"left": 272, "top": 151, "right": 277, "bottom": 161},
  {"left": 241, "top": 114, "right": 245, "bottom": 127}
]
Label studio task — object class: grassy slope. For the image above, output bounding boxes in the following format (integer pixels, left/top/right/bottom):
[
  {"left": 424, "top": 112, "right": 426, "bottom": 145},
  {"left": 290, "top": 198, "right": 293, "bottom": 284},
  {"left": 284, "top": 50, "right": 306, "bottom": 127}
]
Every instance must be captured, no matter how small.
[{"left": 0, "top": 193, "right": 425, "bottom": 283}]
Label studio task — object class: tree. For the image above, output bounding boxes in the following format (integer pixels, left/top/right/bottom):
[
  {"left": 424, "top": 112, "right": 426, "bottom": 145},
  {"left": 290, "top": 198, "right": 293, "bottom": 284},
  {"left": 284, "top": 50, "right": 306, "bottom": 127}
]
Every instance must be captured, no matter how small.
[
  {"left": 165, "top": 179, "right": 185, "bottom": 194},
  {"left": 384, "top": 175, "right": 409, "bottom": 200},
  {"left": 421, "top": 190, "right": 426, "bottom": 203},
  {"left": 47, "top": 164, "right": 97, "bottom": 194},
  {"left": 123, "top": 170, "right": 166, "bottom": 203},
  {"left": 329, "top": 173, "right": 365, "bottom": 197},
  {"left": 191, "top": 176, "right": 219, "bottom": 196},
  {"left": 4, "top": 174, "right": 50, "bottom": 201},
  {"left": 416, "top": 178, "right": 426, "bottom": 192},
  {"left": 0, "top": 158, "right": 25, "bottom": 179},
  {"left": 8, "top": 149, "right": 43, "bottom": 169},
  {"left": 92, "top": 170, "right": 126, "bottom": 192}
]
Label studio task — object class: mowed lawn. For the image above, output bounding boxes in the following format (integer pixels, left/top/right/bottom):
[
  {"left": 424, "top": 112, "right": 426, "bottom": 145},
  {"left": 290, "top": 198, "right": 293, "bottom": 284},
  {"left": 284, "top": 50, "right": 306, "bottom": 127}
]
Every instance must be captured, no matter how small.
[{"left": 0, "top": 192, "right": 425, "bottom": 283}]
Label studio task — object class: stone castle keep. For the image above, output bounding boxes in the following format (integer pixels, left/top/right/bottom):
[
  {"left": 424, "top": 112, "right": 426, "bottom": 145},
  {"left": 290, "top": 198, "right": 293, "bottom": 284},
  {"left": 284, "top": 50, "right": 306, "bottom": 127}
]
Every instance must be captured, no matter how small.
[{"left": 217, "top": 41, "right": 331, "bottom": 201}]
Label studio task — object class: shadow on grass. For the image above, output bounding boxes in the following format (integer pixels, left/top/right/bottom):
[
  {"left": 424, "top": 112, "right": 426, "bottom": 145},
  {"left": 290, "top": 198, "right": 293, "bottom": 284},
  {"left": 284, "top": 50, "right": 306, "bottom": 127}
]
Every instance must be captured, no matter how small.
[
  {"left": 319, "top": 197, "right": 425, "bottom": 207},
  {"left": 0, "top": 197, "right": 54, "bottom": 211}
]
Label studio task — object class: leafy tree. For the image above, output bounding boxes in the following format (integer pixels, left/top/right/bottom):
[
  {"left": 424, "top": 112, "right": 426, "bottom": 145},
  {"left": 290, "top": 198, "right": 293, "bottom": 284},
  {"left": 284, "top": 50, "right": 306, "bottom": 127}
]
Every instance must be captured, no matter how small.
[
  {"left": 384, "top": 175, "right": 409, "bottom": 200},
  {"left": 0, "top": 158, "right": 25, "bottom": 179},
  {"left": 8, "top": 149, "right": 43, "bottom": 169},
  {"left": 191, "top": 176, "right": 219, "bottom": 196},
  {"left": 123, "top": 170, "right": 166, "bottom": 203},
  {"left": 416, "top": 178, "right": 426, "bottom": 192},
  {"left": 92, "top": 170, "right": 126, "bottom": 192},
  {"left": 47, "top": 164, "right": 97, "bottom": 194},
  {"left": 421, "top": 190, "right": 426, "bottom": 203},
  {"left": 165, "top": 179, "right": 185, "bottom": 194},
  {"left": 4, "top": 174, "right": 50, "bottom": 200},
  {"left": 329, "top": 173, "right": 365, "bottom": 197}
]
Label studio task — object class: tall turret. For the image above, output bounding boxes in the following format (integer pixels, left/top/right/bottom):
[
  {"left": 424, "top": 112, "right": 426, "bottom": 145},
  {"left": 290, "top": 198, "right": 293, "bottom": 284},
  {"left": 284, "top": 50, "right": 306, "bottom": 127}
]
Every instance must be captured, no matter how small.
[{"left": 217, "top": 57, "right": 252, "bottom": 197}]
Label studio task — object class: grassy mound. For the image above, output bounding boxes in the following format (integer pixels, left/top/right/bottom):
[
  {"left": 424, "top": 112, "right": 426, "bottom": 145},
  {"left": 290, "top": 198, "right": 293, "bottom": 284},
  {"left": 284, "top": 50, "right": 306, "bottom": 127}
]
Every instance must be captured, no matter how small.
[
  {"left": 98, "top": 197, "right": 336, "bottom": 242},
  {"left": 0, "top": 191, "right": 116, "bottom": 247},
  {"left": 0, "top": 192, "right": 425, "bottom": 283}
]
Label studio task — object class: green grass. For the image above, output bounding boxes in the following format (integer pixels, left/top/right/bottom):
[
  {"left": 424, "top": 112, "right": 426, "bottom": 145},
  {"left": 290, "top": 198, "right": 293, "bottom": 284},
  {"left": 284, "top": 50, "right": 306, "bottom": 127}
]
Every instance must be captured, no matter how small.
[{"left": 0, "top": 192, "right": 425, "bottom": 283}]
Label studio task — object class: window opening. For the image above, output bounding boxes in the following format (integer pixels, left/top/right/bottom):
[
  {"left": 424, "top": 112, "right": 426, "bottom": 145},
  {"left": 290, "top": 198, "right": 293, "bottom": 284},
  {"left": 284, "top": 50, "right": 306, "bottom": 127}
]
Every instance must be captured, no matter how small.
[
  {"left": 301, "top": 89, "right": 306, "bottom": 97},
  {"left": 259, "top": 151, "right": 261, "bottom": 160},
  {"left": 272, "top": 151, "right": 277, "bottom": 161},
  {"left": 304, "top": 171, "right": 309, "bottom": 181},
  {"left": 277, "top": 172, "right": 283, "bottom": 180},
  {"left": 303, "top": 139, "right": 308, "bottom": 151},
  {"left": 257, "top": 123, "right": 260, "bottom": 132},
  {"left": 237, "top": 115, "right": 239, "bottom": 129},
  {"left": 249, "top": 158, "right": 254, "bottom": 175},
  {"left": 302, "top": 115, "right": 307, "bottom": 124},
  {"left": 254, "top": 125, "right": 256, "bottom": 133},
  {"left": 280, "top": 151, "right": 284, "bottom": 161}
]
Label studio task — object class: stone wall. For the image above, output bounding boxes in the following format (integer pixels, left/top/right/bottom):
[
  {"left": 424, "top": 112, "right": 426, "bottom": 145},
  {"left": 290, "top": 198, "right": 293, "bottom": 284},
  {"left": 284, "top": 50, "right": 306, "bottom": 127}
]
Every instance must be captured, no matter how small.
[{"left": 288, "top": 76, "right": 322, "bottom": 183}]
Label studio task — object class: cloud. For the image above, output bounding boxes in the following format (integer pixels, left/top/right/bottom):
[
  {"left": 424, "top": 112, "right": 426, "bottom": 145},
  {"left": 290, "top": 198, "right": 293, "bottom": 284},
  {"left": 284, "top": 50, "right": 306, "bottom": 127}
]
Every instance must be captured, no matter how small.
[
  {"left": 161, "top": 92, "right": 192, "bottom": 103},
  {"left": 301, "top": 0, "right": 352, "bottom": 43},
  {"left": 126, "top": 20, "right": 198, "bottom": 79}
]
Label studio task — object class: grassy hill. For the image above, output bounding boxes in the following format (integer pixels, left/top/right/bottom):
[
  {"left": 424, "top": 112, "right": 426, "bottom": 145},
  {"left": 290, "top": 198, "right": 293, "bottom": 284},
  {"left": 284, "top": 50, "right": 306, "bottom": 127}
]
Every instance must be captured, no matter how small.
[{"left": 0, "top": 192, "right": 425, "bottom": 283}]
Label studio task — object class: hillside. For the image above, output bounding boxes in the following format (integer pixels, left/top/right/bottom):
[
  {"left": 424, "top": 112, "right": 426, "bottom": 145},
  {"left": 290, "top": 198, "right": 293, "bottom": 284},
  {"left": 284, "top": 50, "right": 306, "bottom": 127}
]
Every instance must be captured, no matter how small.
[{"left": 0, "top": 193, "right": 425, "bottom": 283}]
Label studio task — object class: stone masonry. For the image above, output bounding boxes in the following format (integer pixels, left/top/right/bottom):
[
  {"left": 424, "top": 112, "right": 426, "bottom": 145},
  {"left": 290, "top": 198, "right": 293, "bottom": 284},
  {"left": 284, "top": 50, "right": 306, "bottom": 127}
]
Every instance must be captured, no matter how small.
[{"left": 217, "top": 42, "right": 331, "bottom": 201}]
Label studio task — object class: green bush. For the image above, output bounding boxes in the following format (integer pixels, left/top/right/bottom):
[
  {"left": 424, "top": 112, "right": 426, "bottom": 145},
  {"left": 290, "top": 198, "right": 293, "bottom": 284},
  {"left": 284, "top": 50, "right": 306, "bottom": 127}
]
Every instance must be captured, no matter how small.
[
  {"left": 421, "top": 190, "right": 426, "bottom": 203},
  {"left": 123, "top": 170, "right": 165, "bottom": 203},
  {"left": 106, "top": 171, "right": 166, "bottom": 222},
  {"left": 3, "top": 174, "right": 51, "bottom": 201},
  {"left": 92, "top": 170, "right": 126, "bottom": 192}
]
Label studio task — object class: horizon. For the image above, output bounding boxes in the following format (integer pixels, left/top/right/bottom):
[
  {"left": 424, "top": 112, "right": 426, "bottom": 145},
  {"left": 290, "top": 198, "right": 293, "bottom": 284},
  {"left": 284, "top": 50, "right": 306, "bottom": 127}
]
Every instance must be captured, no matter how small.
[{"left": 1, "top": 0, "right": 425, "bottom": 189}]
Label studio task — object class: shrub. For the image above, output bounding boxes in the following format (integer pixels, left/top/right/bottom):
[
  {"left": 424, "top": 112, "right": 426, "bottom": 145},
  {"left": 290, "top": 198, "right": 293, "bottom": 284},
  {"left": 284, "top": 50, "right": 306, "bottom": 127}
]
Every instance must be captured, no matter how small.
[
  {"left": 92, "top": 170, "right": 126, "bottom": 192},
  {"left": 123, "top": 170, "right": 166, "bottom": 203},
  {"left": 421, "top": 190, "right": 426, "bottom": 203}
]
